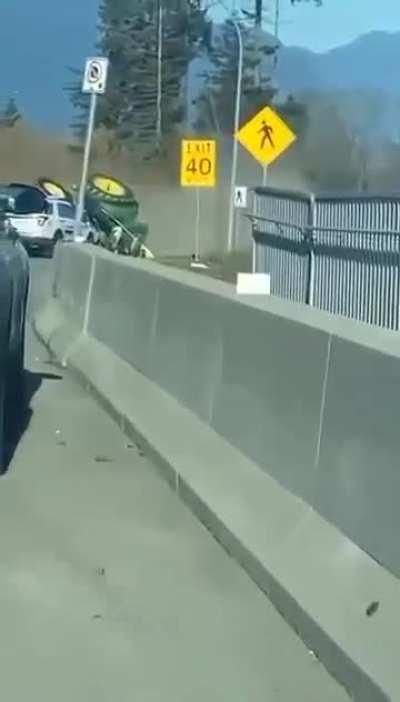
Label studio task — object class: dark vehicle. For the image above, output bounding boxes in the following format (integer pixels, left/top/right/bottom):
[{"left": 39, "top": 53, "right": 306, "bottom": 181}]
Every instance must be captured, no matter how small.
[{"left": 0, "top": 196, "right": 30, "bottom": 472}]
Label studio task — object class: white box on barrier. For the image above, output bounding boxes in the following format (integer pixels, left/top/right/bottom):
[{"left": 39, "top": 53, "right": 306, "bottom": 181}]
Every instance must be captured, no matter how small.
[{"left": 236, "top": 273, "right": 271, "bottom": 295}]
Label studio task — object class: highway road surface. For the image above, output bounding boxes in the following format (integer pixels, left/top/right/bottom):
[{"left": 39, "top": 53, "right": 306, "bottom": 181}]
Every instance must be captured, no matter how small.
[{"left": 0, "top": 257, "right": 351, "bottom": 702}]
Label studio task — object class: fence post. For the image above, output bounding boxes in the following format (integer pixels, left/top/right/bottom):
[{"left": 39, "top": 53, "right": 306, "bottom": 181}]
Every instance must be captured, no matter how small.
[{"left": 306, "top": 193, "right": 316, "bottom": 306}]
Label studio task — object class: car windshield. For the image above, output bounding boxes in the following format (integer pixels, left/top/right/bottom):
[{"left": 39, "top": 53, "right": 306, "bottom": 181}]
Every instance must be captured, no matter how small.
[
  {"left": 57, "top": 201, "right": 76, "bottom": 218},
  {"left": 0, "top": 184, "right": 46, "bottom": 214}
]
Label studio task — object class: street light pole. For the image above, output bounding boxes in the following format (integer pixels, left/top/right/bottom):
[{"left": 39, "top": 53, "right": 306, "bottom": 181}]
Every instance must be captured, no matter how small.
[
  {"left": 227, "top": 19, "right": 244, "bottom": 253},
  {"left": 273, "top": 0, "right": 280, "bottom": 68},
  {"left": 156, "top": 0, "right": 163, "bottom": 147},
  {"left": 274, "top": 0, "right": 280, "bottom": 39},
  {"left": 255, "top": 0, "right": 262, "bottom": 26}
]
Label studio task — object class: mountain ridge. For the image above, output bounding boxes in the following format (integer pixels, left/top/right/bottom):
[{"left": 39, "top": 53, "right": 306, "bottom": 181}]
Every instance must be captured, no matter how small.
[
  {"left": 0, "top": 0, "right": 397, "bottom": 134},
  {"left": 276, "top": 30, "right": 400, "bottom": 94}
]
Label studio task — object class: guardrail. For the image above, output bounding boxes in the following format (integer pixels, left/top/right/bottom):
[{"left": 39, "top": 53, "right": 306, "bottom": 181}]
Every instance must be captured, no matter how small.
[{"left": 251, "top": 187, "right": 400, "bottom": 330}]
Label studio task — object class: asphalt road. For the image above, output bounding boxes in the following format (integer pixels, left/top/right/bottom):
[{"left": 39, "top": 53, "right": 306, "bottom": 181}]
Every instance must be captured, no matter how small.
[{"left": 0, "top": 257, "right": 351, "bottom": 702}]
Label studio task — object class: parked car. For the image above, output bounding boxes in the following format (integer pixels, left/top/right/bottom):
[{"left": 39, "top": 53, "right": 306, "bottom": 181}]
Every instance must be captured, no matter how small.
[
  {"left": 9, "top": 197, "right": 100, "bottom": 256},
  {"left": 50, "top": 200, "right": 101, "bottom": 245},
  {"left": 0, "top": 201, "right": 30, "bottom": 472},
  {"left": 36, "top": 179, "right": 101, "bottom": 246}
]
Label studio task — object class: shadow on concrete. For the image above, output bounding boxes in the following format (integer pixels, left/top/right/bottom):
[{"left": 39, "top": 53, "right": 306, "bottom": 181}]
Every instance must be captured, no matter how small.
[
  {"left": 3, "top": 369, "right": 62, "bottom": 472},
  {"left": 26, "top": 250, "right": 53, "bottom": 261}
]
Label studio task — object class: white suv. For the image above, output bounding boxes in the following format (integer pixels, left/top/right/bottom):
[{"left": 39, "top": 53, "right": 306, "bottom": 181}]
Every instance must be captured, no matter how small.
[{"left": 9, "top": 197, "right": 99, "bottom": 257}]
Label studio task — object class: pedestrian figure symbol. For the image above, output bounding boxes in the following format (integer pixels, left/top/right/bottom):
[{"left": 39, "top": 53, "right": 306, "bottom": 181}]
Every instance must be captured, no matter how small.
[
  {"left": 235, "top": 106, "right": 296, "bottom": 167},
  {"left": 234, "top": 186, "right": 247, "bottom": 208},
  {"left": 258, "top": 120, "right": 275, "bottom": 149}
]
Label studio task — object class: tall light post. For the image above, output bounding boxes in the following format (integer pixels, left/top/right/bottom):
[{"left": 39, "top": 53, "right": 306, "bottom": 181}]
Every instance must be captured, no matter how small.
[
  {"left": 273, "top": 0, "right": 280, "bottom": 68},
  {"left": 156, "top": 0, "right": 163, "bottom": 147},
  {"left": 226, "top": 18, "right": 244, "bottom": 253},
  {"left": 274, "top": 0, "right": 280, "bottom": 39}
]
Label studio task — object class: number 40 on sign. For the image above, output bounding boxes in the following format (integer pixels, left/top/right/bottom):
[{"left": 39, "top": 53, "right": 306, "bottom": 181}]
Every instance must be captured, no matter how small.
[{"left": 181, "top": 140, "right": 217, "bottom": 187}]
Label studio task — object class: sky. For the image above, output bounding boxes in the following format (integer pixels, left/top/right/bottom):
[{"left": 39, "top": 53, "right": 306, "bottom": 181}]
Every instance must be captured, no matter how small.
[
  {"left": 214, "top": 0, "right": 400, "bottom": 52},
  {"left": 0, "top": 0, "right": 398, "bottom": 129},
  {"left": 267, "top": 0, "right": 400, "bottom": 53},
  {"left": 0, "top": 0, "right": 99, "bottom": 130}
]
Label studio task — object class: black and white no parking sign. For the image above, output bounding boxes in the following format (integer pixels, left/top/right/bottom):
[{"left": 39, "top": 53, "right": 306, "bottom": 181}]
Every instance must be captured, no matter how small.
[{"left": 82, "top": 57, "right": 109, "bottom": 94}]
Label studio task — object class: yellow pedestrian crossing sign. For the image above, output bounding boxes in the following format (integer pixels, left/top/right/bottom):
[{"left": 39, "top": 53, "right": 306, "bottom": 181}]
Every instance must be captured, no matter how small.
[{"left": 235, "top": 106, "right": 296, "bottom": 167}]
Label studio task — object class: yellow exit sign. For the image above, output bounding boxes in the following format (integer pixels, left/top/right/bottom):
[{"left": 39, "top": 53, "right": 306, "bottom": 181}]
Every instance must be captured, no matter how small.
[{"left": 180, "top": 139, "right": 217, "bottom": 187}]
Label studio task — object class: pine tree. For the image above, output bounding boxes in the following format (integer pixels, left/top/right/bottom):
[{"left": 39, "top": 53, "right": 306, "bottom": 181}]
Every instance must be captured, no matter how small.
[
  {"left": 0, "top": 96, "right": 21, "bottom": 127},
  {"left": 194, "top": 0, "right": 322, "bottom": 135},
  {"left": 5, "top": 98, "right": 18, "bottom": 118},
  {"left": 66, "top": 0, "right": 208, "bottom": 152},
  {"left": 195, "top": 21, "right": 278, "bottom": 134}
]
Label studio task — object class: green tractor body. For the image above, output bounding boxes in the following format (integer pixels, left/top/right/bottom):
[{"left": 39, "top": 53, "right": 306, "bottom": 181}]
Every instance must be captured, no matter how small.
[
  {"left": 37, "top": 174, "right": 149, "bottom": 257},
  {"left": 85, "top": 174, "right": 149, "bottom": 256}
]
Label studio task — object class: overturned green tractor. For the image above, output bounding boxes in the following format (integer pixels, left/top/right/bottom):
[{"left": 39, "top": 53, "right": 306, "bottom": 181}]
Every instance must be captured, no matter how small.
[
  {"left": 38, "top": 174, "right": 149, "bottom": 257},
  {"left": 85, "top": 174, "right": 149, "bottom": 256}
]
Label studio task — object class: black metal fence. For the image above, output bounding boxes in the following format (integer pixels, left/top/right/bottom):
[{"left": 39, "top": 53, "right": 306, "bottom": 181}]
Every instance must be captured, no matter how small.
[{"left": 251, "top": 187, "right": 400, "bottom": 330}]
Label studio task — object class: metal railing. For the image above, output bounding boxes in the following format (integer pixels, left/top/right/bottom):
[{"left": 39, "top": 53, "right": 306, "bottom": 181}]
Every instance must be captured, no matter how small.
[{"left": 251, "top": 187, "right": 400, "bottom": 330}]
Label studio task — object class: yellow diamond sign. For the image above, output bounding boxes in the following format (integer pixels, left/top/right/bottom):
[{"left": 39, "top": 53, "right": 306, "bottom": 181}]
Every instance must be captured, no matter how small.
[{"left": 235, "top": 106, "right": 296, "bottom": 167}]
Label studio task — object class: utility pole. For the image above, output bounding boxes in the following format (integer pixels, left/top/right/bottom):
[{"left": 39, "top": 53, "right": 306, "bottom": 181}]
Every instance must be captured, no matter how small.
[
  {"left": 255, "top": 0, "right": 262, "bottom": 25},
  {"left": 156, "top": 0, "right": 163, "bottom": 147},
  {"left": 274, "top": 0, "right": 280, "bottom": 39},
  {"left": 273, "top": 0, "right": 280, "bottom": 67}
]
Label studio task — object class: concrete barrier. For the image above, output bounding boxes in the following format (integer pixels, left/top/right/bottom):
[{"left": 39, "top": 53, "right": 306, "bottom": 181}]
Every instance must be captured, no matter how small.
[
  {"left": 39, "top": 244, "right": 95, "bottom": 363},
  {"left": 54, "top": 243, "right": 94, "bottom": 328},
  {"left": 35, "top": 244, "right": 400, "bottom": 702},
  {"left": 317, "top": 334, "right": 400, "bottom": 578}
]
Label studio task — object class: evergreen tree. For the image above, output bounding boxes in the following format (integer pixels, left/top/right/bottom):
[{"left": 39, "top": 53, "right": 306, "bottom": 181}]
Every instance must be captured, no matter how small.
[
  {"left": 0, "top": 96, "right": 21, "bottom": 127},
  {"left": 66, "top": 0, "right": 208, "bottom": 152},
  {"left": 195, "top": 21, "right": 278, "bottom": 134},
  {"left": 193, "top": 0, "right": 322, "bottom": 135},
  {"left": 5, "top": 98, "right": 18, "bottom": 118}
]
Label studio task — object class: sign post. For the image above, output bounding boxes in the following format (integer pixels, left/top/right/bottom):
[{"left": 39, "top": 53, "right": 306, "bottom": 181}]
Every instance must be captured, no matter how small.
[
  {"left": 180, "top": 139, "right": 217, "bottom": 268},
  {"left": 262, "top": 165, "right": 268, "bottom": 187},
  {"left": 234, "top": 186, "right": 248, "bottom": 249},
  {"left": 74, "top": 57, "right": 109, "bottom": 237},
  {"left": 235, "top": 105, "right": 297, "bottom": 272}
]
